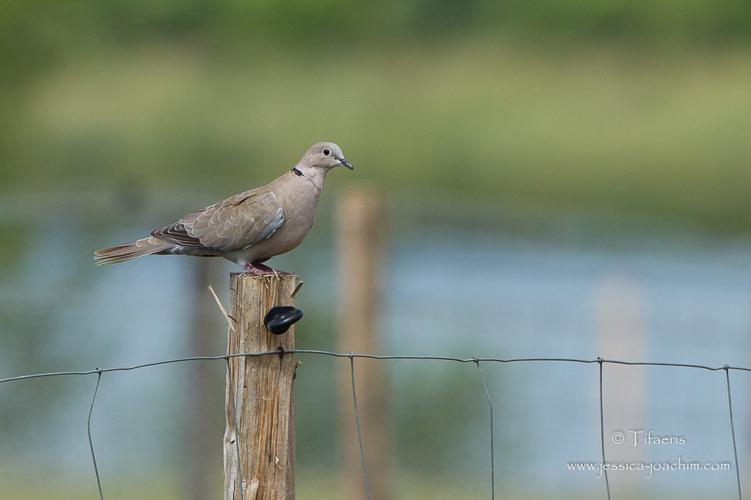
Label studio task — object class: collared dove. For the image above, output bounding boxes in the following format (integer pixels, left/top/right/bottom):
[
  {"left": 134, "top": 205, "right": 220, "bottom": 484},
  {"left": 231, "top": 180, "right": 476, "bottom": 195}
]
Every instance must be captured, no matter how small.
[{"left": 94, "top": 141, "right": 353, "bottom": 274}]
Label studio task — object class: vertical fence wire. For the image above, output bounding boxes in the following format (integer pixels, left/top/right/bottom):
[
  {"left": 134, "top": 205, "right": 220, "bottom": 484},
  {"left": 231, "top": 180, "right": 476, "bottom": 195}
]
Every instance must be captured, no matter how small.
[
  {"left": 87, "top": 370, "right": 104, "bottom": 500},
  {"left": 349, "top": 355, "right": 371, "bottom": 500},
  {"left": 597, "top": 358, "right": 611, "bottom": 500},
  {"left": 224, "top": 357, "right": 245, "bottom": 500},
  {"left": 724, "top": 366, "right": 743, "bottom": 500},
  {"left": 475, "top": 360, "right": 496, "bottom": 500}
]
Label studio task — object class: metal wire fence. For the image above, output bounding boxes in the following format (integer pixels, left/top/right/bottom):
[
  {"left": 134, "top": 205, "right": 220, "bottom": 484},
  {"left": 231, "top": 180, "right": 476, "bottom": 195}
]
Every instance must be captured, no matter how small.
[{"left": 0, "top": 350, "right": 747, "bottom": 500}]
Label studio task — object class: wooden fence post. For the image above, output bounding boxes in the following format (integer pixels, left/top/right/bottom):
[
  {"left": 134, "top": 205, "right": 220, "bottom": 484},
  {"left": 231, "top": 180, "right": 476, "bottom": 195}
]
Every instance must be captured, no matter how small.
[
  {"left": 336, "top": 188, "right": 390, "bottom": 500},
  {"left": 224, "top": 273, "right": 298, "bottom": 500}
]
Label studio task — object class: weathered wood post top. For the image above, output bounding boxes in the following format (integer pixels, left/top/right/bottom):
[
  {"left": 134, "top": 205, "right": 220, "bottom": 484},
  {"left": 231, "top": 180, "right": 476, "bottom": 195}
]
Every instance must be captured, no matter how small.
[{"left": 224, "top": 273, "right": 299, "bottom": 500}]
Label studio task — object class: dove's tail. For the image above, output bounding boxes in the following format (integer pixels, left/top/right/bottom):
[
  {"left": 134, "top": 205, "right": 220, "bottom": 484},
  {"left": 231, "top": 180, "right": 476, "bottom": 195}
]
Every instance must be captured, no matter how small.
[{"left": 94, "top": 237, "right": 173, "bottom": 265}]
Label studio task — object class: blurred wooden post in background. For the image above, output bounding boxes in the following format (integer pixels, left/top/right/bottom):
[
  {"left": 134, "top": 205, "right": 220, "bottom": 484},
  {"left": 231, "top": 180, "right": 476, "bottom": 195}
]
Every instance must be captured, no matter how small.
[
  {"left": 184, "top": 259, "right": 224, "bottom": 500},
  {"left": 336, "top": 188, "right": 390, "bottom": 500},
  {"left": 224, "top": 274, "right": 298, "bottom": 500},
  {"left": 595, "top": 276, "right": 644, "bottom": 496}
]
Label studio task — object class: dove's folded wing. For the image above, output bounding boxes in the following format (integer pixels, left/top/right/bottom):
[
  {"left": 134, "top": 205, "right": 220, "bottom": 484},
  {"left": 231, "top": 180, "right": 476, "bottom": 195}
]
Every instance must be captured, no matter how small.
[{"left": 151, "top": 189, "right": 285, "bottom": 252}]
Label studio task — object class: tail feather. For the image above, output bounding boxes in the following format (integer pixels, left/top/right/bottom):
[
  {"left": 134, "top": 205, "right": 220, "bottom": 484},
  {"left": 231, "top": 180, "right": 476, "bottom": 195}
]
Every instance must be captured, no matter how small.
[{"left": 94, "top": 237, "right": 172, "bottom": 265}]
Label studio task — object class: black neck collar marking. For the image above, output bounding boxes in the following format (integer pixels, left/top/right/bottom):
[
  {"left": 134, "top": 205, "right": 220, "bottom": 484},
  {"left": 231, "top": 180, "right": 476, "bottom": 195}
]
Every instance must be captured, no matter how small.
[{"left": 292, "top": 167, "right": 304, "bottom": 177}]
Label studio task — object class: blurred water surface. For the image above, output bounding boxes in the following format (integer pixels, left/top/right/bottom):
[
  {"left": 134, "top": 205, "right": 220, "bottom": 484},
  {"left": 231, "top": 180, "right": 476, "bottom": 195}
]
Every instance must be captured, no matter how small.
[{"left": 0, "top": 191, "right": 749, "bottom": 498}]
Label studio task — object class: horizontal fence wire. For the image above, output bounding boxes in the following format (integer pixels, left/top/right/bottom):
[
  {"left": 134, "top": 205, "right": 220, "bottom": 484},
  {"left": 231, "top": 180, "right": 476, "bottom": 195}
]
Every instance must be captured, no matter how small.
[
  {"left": 5, "top": 351, "right": 751, "bottom": 385},
  {"left": 0, "top": 349, "right": 746, "bottom": 500}
]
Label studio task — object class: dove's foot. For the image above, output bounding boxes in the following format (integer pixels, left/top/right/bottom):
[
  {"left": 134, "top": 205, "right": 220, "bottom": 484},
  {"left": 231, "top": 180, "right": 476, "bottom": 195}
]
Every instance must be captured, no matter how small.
[
  {"left": 243, "top": 262, "right": 292, "bottom": 276},
  {"left": 255, "top": 262, "right": 295, "bottom": 276},
  {"left": 242, "top": 262, "right": 275, "bottom": 275}
]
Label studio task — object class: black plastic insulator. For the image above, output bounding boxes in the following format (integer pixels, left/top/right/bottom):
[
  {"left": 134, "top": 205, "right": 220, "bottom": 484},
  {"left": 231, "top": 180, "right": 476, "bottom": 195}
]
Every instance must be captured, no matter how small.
[{"left": 264, "top": 306, "right": 304, "bottom": 334}]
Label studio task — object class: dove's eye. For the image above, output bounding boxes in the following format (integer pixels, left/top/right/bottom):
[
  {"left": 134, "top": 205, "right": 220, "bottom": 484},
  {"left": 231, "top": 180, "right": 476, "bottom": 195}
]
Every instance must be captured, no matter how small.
[{"left": 322, "top": 148, "right": 331, "bottom": 156}]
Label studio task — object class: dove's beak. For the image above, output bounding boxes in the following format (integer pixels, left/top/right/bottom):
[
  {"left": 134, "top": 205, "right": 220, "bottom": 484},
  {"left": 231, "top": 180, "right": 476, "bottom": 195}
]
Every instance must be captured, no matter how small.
[{"left": 338, "top": 157, "right": 354, "bottom": 170}]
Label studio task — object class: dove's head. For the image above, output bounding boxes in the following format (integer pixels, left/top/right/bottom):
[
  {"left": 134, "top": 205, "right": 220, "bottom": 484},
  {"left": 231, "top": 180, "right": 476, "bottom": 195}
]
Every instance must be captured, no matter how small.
[{"left": 298, "top": 142, "right": 354, "bottom": 172}]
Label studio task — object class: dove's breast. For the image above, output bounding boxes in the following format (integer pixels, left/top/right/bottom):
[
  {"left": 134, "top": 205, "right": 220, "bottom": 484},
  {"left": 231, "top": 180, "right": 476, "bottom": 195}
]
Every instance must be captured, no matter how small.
[{"left": 231, "top": 171, "right": 323, "bottom": 265}]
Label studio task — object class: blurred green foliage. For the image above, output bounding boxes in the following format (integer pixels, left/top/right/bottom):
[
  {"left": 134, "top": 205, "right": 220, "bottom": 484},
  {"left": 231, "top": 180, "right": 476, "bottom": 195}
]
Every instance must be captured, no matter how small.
[
  {"left": 5, "top": 42, "right": 751, "bottom": 228},
  {"left": 1, "top": 0, "right": 750, "bottom": 228},
  {"left": 2, "top": 0, "right": 750, "bottom": 85}
]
